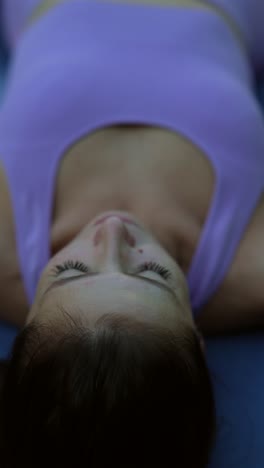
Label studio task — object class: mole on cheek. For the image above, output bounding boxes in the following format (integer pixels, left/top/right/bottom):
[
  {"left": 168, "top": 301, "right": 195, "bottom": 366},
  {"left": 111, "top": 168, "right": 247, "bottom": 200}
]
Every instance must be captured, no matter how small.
[{"left": 138, "top": 249, "right": 143, "bottom": 253}]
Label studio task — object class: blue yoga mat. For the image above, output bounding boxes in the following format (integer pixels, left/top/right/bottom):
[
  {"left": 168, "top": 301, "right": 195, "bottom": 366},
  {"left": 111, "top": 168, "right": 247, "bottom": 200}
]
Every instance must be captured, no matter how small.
[{"left": 0, "top": 37, "right": 264, "bottom": 468}]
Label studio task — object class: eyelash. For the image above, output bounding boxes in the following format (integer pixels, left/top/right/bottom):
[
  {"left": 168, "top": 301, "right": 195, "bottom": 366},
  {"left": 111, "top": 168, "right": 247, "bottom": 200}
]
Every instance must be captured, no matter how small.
[
  {"left": 136, "top": 261, "right": 172, "bottom": 279},
  {"left": 52, "top": 260, "right": 172, "bottom": 280},
  {"left": 53, "top": 260, "right": 89, "bottom": 275}
]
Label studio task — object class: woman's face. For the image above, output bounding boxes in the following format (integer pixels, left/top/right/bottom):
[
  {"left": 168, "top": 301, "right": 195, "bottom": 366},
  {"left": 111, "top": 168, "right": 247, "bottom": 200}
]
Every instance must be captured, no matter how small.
[{"left": 28, "top": 211, "right": 197, "bottom": 334}]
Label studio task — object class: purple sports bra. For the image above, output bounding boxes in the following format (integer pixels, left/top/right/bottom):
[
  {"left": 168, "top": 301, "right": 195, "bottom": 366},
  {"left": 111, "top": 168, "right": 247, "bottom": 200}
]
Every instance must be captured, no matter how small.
[{"left": 0, "top": 0, "right": 264, "bottom": 316}]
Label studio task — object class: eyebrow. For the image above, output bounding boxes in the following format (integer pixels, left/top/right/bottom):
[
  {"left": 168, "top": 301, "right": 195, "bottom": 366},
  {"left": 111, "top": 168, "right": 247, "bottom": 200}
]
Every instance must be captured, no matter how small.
[{"left": 43, "top": 273, "right": 177, "bottom": 301}]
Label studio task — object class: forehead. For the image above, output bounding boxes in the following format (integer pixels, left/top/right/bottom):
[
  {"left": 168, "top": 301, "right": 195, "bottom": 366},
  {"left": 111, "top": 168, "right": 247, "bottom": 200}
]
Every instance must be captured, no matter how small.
[
  {"left": 38, "top": 275, "right": 183, "bottom": 325},
  {"left": 41, "top": 272, "right": 178, "bottom": 303}
]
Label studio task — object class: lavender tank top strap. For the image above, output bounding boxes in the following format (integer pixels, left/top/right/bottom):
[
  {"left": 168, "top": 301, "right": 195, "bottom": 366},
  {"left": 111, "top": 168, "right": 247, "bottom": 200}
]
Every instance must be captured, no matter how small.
[{"left": 187, "top": 167, "right": 264, "bottom": 316}]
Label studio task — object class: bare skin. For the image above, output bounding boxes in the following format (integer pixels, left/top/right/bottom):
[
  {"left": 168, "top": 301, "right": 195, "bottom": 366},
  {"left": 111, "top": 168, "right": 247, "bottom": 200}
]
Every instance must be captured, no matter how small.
[{"left": 0, "top": 0, "right": 263, "bottom": 334}]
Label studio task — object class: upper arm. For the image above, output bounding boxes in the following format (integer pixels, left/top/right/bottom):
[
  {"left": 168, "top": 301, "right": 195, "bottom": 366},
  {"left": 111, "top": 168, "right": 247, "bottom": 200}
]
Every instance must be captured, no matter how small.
[
  {"left": 0, "top": 276, "right": 28, "bottom": 328},
  {"left": 195, "top": 254, "right": 264, "bottom": 335},
  {"left": 0, "top": 166, "right": 28, "bottom": 327},
  {"left": 195, "top": 286, "right": 264, "bottom": 337}
]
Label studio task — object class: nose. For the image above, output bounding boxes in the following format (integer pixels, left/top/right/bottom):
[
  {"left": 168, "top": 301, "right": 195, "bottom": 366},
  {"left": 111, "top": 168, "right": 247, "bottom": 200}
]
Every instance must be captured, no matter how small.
[{"left": 93, "top": 216, "right": 135, "bottom": 270}]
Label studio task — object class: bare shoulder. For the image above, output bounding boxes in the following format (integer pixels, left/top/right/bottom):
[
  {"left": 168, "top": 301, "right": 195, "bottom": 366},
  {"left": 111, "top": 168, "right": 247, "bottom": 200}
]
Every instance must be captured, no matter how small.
[
  {"left": 0, "top": 163, "right": 16, "bottom": 252},
  {"left": 196, "top": 194, "right": 264, "bottom": 336},
  {"left": 0, "top": 164, "right": 28, "bottom": 327}
]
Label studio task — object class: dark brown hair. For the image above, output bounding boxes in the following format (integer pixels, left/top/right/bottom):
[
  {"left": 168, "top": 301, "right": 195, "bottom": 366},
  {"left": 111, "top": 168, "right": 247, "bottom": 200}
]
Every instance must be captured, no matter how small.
[{"left": 0, "top": 311, "right": 216, "bottom": 468}]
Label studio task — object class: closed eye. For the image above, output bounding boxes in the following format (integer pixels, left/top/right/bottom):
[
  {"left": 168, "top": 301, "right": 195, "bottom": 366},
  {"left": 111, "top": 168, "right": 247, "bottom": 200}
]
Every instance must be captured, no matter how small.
[
  {"left": 52, "top": 260, "right": 172, "bottom": 280},
  {"left": 44, "top": 261, "right": 178, "bottom": 304}
]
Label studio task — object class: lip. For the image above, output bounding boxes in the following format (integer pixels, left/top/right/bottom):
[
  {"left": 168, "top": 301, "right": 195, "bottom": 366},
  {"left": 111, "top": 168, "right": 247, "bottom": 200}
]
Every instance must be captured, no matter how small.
[{"left": 93, "top": 214, "right": 139, "bottom": 228}]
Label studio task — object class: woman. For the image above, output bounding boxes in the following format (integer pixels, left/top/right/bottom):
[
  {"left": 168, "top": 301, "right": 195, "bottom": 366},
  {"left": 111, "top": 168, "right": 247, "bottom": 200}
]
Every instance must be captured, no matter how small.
[{"left": 0, "top": 0, "right": 263, "bottom": 466}]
